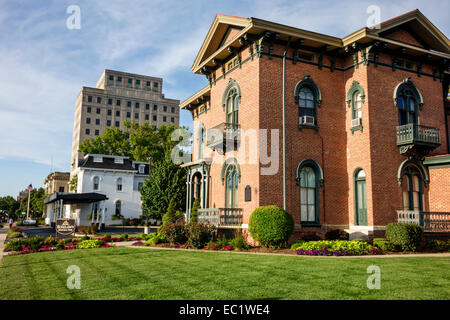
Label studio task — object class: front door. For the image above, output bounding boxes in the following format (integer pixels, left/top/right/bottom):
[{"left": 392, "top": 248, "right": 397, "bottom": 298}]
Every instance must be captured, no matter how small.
[{"left": 355, "top": 171, "right": 367, "bottom": 226}]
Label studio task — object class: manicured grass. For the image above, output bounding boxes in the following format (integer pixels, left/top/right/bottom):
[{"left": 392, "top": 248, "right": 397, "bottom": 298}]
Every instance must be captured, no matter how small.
[{"left": 0, "top": 247, "right": 449, "bottom": 300}]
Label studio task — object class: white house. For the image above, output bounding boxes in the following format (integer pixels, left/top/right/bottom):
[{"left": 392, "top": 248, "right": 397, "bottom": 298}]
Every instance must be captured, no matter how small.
[{"left": 45, "top": 154, "right": 149, "bottom": 227}]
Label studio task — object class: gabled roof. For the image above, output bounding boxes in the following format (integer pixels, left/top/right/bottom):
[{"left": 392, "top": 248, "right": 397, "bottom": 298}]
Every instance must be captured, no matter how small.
[
  {"left": 191, "top": 10, "right": 449, "bottom": 75},
  {"left": 343, "top": 9, "right": 449, "bottom": 54}
]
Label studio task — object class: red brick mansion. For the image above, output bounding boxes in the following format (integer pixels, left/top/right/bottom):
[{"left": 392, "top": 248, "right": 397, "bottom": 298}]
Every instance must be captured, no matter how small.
[{"left": 180, "top": 10, "right": 450, "bottom": 240}]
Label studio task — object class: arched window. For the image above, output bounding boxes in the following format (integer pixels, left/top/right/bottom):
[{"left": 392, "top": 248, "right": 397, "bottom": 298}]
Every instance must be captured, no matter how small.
[
  {"left": 401, "top": 166, "right": 423, "bottom": 211},
  {"left": 115, "top": 200, "right": 122, "bottom": 216},
  {"left": 225, "top": 164, "right": 239, "bottom": 209},
  {"left": 116, "top": 178, "right": 122, "bottom": 192},
  {"left": 197, "top": 123, "right": 205, "bottom": 160},
  {"left": 295, "top": 76, "right": 321, "bottom": 128},
  {"left": 296, "top": 159, "right": 323, "bottom": 225},
  {"left": 395, "top": 79, "right": 422, "bottom": 126},
  {"left": 93, "top": 176, "right": 100, "bottom": 191},
  {"left": 354, "top": 169, "right": 367, "bottom": 226},
  {"left": 226, "top": 88, "right": 239, "bottom": 126},
  {"left": 352, "top": 91, "right": 363, "bottom": 120}
]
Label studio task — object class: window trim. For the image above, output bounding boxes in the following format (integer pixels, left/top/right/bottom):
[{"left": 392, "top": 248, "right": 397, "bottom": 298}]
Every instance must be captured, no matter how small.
[
  {"left": 394, "top": 78, "right": 423, "bottom": 125},
  {"left": 346, "top": 81, "right": 365, "bottom": 134},
  {"left": 296, "top": 159, "right": 323, "bottom": 226},
  {"left": 294, "top": 76, "right": 321, "bottom": 131}
]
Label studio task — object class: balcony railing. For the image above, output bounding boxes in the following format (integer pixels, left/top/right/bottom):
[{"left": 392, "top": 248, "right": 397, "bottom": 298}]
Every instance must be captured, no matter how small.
[
  {"left": 397, "top": 210, "right": 450, "bottom": 232},
  {"left": 396, "top": 124, "right": 441, "bottom": 152},
  {"left": 197, "top": 208, "right": 243, "bottom": 227},
  {"left": 206, "top": 123, "right": 240, "bottom": 150}
]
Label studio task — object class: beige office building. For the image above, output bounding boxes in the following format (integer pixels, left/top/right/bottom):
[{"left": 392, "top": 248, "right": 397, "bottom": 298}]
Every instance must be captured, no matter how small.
[
  {"left": 44, "top": 172, "right": 70, "bottom": 194},
  {"left": 71, "top": 70, "right": 180, "bottom": 170}
]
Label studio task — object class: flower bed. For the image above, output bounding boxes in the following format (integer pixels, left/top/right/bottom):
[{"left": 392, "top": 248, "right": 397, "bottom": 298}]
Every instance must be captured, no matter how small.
[
  {"left": 296, "top": 248, "right": 382, "bottom": 256},
  {"left": 291, "top": 239, "right": 383, "bottom": 256},
  {"left": 204, "top": 244, "right": 233, "bottom": 251}
]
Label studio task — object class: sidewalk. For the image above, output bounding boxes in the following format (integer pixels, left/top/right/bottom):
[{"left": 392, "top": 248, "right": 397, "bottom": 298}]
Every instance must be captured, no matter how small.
[{"left": 0, "top": 225, "right": 10, "bottom": 265}]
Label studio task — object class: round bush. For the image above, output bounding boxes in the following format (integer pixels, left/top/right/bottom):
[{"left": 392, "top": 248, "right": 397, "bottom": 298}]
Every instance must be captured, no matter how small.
[
  {"left": 386, "top": 223, "right": 423, "bottom": 252},
  {"left": 248, "top": 206, "right": 294, "bottom": 248}
]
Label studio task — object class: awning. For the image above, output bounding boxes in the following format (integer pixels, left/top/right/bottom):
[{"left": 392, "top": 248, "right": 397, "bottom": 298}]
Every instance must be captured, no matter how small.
[{"left": 44, "top": 192, "right": 108, "bottom": 205}]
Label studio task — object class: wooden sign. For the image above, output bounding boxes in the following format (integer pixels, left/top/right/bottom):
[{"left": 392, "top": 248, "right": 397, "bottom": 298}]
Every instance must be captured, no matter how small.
[{"left": 56, "top": 219, "right": 76, "bottom": 236}]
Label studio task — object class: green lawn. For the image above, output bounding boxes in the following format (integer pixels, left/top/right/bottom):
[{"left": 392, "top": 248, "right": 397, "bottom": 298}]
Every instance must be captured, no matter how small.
[{"left": 0, "top": 247, "right": 449, "bottom": 300}]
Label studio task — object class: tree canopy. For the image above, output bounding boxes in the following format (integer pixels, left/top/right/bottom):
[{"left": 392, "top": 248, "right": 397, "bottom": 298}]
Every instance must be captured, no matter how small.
[{"left": 79, "top": 121, "right": 186, "bottom": 162}]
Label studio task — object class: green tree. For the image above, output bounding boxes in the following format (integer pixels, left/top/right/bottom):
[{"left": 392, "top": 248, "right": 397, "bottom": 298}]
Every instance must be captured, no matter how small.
[
  {"left": 141, "top": 153, "right": 186, "bottom": 220},
  {"left": 190, "top": 198, "right": 200, "bottom": 224},
  {"left": 78, "top": 120, "right": 185, "bottom": 162},
  {"left": 69, "top": 175, "right": 78, "bottom": 193},
  {"left": 0, "top": 196, "right": 19, "bottom": 219},
  {"left": 17, "top": 188, "right": 46, "bottom": 219}
]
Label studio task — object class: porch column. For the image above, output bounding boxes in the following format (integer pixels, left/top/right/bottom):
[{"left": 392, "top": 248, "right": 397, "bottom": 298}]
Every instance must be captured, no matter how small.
[
  {"left": 59, "top": 199, "right": 63, "bottom": 219},
  {"left": 186, "top": 168, "right": 191, "bottom": 221},
  {"left": 101, "top": 201, "right": 106, "bottom": 226},
  {"left": 91, "top": 203, "right": 95, "bottom": 224}
]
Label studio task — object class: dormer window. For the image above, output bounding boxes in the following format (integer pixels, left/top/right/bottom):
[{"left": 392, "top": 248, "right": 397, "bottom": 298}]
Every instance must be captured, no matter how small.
[
  {"left": 138, "top": 165, "right": 145, "bottom": 174},
  {"left": 114, "top": 157, "right": 124, "bottom": 164},
  {"left": 93, "top": 156, "right": 103, "bottom": 163}
]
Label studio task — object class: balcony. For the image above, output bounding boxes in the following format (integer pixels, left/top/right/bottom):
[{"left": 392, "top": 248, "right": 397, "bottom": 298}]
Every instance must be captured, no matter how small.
[
  {"left": 397, "top": 210, "right": 450, "bottom": 232},
  {"left": 197, "top": 208, "right": 243, "bottom": 228},
  {"left": 396, "top": 124, "right": 441, "bottom": 154},
  {"left": 206, "top": 123, "right": 240, "bottom": 152}
]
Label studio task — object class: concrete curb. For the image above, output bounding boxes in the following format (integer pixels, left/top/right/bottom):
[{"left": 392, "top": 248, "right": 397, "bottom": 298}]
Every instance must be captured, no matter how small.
[{"left": 121, "top": 245, "right": 450, "bottom": 259}]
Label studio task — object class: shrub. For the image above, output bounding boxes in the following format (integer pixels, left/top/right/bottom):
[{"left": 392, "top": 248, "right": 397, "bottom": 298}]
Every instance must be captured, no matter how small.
[
  {"left": 325, "top": 229, "right": 349, "bottom": 240},
  {"left": 290, "top": 240, "right": 306, "bottom": 250},
  {"left": 77, "top": 225, "right": 98, "bottom": 235},
  {"left": 215, "top": 234, "right": 230, "bottom": 247},
  {"left": 27, "top": 236, "right": 45, "bottom": 251},
  {"left": 190, "top": 198, "right": 200, "bottom": 224},
  {"left": 230, "top": 234, "right": 249, "bottom": 250},
  {"left": 37, "top": 219, "right": 46, "bottom": 226},
  {"left": 429, "top": 240, "right": 450, "bottom": 252},
  {"left": 7, "top": 231, "right": 22, "bottom": 239},
  {"left": 373, "top": 238, "right": 395, "bottom": 251},
  {"left": 120, "top": 233, "right": 129, "bottom": 240},
  {"left": 145, "top": 233, "right": 163, "bottom": 245},
  {"left": 44, "top": 236, "right": 57, "bottom": 246},
  {"left": 159, "top": 221, "right": 187, "bottom": 244},
  {"left": 386, "top": 223, "right": 423, "bottom": 252},
  {"left": 15, "top": 221, "right": 23, "bottom": 226},
  {"left": 293, "top": 240, "right": 382, "bottom": 255},
  {"left": 56, "top": 243, "right": 64, "bottom": 250},
  {"left": 5, "top": 239, "right": 26, "bottom": 252},
  {"left": 186, "top": 223, "right": 215, "bottom": 249},
  {"left": 77, "top": 240, "right": 106, "bottom": 249},
  {"left": 102, "top": 234, "right": 112, "bottom": 239},
  {"left": 248, "top": 206, "right": 294, "bottom": 248}
]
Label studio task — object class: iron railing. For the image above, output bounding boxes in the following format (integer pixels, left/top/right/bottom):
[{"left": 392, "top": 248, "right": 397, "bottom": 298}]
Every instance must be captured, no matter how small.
[
  {"left": 397, "top": 210, "right": 450, "bottom": 232},
  {"left": 197, "top": 208, "right": 243, "bottom": 227},
  {"left": 396, "top": 124, "right": 441, "bottom": 146}
]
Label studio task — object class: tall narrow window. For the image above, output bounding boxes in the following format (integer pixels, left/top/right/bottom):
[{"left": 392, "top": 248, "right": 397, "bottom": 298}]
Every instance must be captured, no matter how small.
[
  {"left": 225, "top": 165, "right": 239, "bottom": 209},
  {"left": 300, "top": 167, "right": 316, "bottom": 223},
  {"left": 354, "top": 169, "right": 367, "bottom": 226},
  {"left": 198, "top": 124, "right": 205, "bottom": 160},
  {"left": 115, "top": 200, "right": 122, "bottom": 216},
  {"left": 296, "top": 159, "right": 322, "bottom": 225},
  {"left": 299, "top": 87, "right": 315, "bottom": 123},
  {"left": 116, "top": 178, "right": 122, "bottom": 192},
  {"left": 352, "top": 91, "right": 362, "bottom": 120},
  {"left": 226, "top": 88, "right": 239, "bottom": 127},
  {"left": 295, "top": 76, "right": 321, "bottom": 129},
  {"left": 395, "top": 78, "right": 422, "bottom": 126},
  {"left": 93, "top": 176, "right": 99, "bottom": 190},
  {"left": 402, "top": 166, "right": 423, "bottom": 211}
]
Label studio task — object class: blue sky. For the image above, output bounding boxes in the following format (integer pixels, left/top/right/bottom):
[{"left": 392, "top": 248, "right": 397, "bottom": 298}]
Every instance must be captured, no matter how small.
[{"left": 0, "top": 0, "right": 448, "bottom": 197}]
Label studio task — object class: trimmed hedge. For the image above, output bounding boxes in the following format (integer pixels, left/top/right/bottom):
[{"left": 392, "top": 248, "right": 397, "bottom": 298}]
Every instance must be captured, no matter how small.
[
  {"left": 249, "top": 206, "right": 294, "bottom": 248},
  {"left": 385, "top": 223, "right": 423, "bottom": 252},
  {"left": 373, "top": 238, "right": 394, "bottom": 251}
]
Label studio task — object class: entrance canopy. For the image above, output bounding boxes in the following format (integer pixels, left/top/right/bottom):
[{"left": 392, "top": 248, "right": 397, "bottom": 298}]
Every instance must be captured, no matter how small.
[{"left": 44, "top": 192, "right": 108, "bottom": 205}]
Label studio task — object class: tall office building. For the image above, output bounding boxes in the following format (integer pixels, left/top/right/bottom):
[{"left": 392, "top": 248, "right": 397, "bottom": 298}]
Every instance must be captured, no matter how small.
[{"left": 71, "top": 70, "right": 180, "bottom": 170}]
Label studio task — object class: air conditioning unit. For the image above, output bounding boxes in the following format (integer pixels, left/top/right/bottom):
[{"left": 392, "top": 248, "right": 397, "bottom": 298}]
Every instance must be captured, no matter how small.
[
  {"left": 351, "top": 117, "right": 362, "bottom": 127},
  {"left": 300, "top": 116, "right": 315, "bottom": 125}
]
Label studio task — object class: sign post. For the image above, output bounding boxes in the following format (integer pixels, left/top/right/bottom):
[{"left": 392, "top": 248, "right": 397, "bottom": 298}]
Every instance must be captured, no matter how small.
[{"left": 56, "top": 219, "right": 76, "bottom": 237}]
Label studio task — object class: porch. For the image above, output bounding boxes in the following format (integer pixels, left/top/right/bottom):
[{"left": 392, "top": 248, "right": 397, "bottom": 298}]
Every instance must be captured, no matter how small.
[
  {"left": 198, "top": 208, "right": 243, "bottom": 228},
  {"left": 397, "top": 210, "right": 450, "bottom": 232}
]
